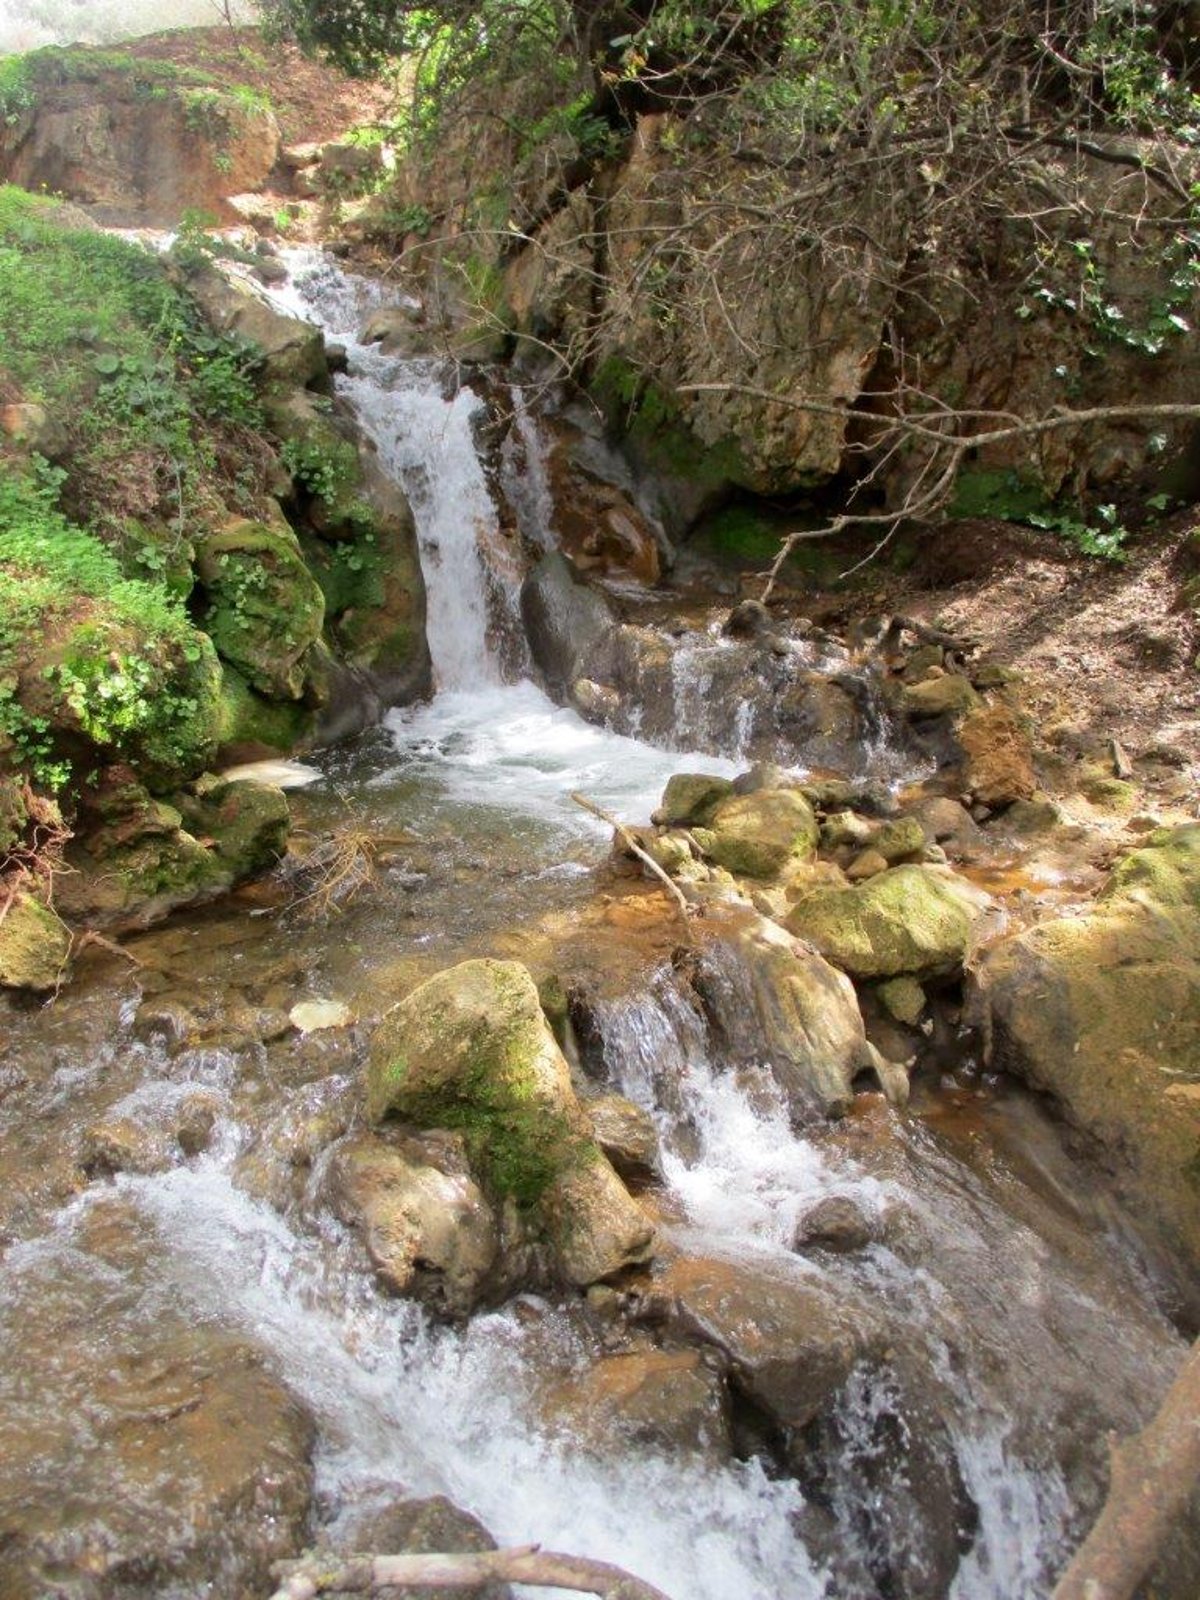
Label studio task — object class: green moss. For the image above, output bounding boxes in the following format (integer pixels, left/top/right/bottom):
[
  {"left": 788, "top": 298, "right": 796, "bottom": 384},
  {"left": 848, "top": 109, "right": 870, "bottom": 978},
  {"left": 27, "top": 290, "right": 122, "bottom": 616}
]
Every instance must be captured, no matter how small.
[
  {"left": 786, "top": 864, "right": 987, "bottom": 979},
  {"left": 0, "top": 890, "right": 70, "bottom": 991},
  {"left": 197, "top": 519, "right": 325, "bottom": 700},
  {"left": 216, "top": 665, "right": 312, "bottom": 757},
  {"left": 949, "top": 467, "right": 1048, "bottom": 521}
]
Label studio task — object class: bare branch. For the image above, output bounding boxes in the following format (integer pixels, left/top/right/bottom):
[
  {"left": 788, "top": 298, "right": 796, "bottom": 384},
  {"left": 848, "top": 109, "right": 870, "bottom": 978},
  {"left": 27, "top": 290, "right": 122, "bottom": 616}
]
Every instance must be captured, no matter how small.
[
  {"left": 269, "top": 1543, "right": 675, "bottom": 1600},
  {"left": 570, "top": 791, "right": 696, "bottom": 926}
]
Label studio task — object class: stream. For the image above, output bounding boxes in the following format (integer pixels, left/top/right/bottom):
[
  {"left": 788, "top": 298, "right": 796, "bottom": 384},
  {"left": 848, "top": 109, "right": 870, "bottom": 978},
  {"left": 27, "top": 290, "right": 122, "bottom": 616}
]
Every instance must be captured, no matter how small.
[{"left": 0, "top": 249, "right": 1191, "bottom": 1600}]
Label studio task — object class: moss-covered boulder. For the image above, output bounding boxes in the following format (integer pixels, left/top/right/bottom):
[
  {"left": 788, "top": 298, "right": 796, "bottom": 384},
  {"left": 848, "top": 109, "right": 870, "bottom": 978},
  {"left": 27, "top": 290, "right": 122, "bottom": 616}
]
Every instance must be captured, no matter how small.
[
  {"left": 785, "top": 864, "right": 992, "bottom": 979},
  {"left": 367, "top": 959, "right": 654, "bottom": 1287},
  {"left": 0, "top": 890, "right": 71, "bottom": 991},
  {"left": 693, "top": 789, "right": 819, "bottom": 880},
  {"left": 900, "top": 674, "right": 980, "bottom": 720},
  {"left": 176, "top": 777, "right": 290, "bottom": 876},
  {"left": 653, "top": 773, "right": 735, "bottom": 827},
  {"left": 973, "top": 826, "right": 1200, "bottom": 1280},
  {"left": 196, "top": 513, "right": 325, "bottom": 702},
  {"left": 215, "top": 665, "right": 314, "bottom": 762}
]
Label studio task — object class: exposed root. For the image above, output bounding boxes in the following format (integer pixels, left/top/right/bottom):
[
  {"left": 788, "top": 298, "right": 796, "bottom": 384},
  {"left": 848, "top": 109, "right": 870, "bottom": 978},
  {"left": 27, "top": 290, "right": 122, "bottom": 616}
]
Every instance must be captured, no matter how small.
[{"left": 279, "top": 824, "right": 417, "bottom": 921}]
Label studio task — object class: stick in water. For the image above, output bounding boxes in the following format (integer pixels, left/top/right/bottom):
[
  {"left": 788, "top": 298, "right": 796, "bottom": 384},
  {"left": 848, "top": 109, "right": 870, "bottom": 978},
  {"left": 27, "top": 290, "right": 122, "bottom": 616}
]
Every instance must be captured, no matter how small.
[
  {"left": 269, "top": 1544, "right": 676, "bottom": 1600},
  {"left": 570, "top": 790, "right": 694, "bottom": 924}
]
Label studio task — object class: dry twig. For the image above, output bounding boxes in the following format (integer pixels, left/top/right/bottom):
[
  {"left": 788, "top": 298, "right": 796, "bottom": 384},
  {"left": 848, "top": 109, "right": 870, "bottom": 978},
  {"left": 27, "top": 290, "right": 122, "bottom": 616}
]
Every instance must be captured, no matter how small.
[
  {"left": 269, "top": 1544, "right": 673, "bottom": 1600},
  {"left": 570, "top": 791, "right": 695, "bottom": 925}
]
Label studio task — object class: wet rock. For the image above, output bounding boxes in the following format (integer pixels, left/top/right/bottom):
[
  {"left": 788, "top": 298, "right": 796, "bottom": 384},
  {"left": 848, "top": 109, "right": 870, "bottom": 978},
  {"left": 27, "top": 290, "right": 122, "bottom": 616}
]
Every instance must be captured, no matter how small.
[
  {"left": 570, "top": 677, "right": 620, "bottom": 722},
  {"left": 723, "top": 599, "right": 772, "bottom": 639},
  {"left": 367, "top": 959, "right": 654, "bottom": 1286},
  {"left": 972, "top": 825, "right": 1200, "bottom": 1278},
  {"left": 520, "top": 551, "right": 616, "bottom": 699},
  {"left": 870, "top": 816, "right": 927, "bottom": 864},
  {"left": 653, "top": 772, "right": 736, "bottom": 827},
  {"left": 360, "top": 305, "right": 430, "bottom": 357},
  {"left": 693, "top": 789, "right": 819, "bottom": 880},
  {"left": 186, "top": 262, "right": 326, "bottom": 386},
  {"left": 290, "top": 998, "right": 355, "bottom": 1033},
  {"left": 335, "top": 1495, "right": 510, "bottom": 1600},
  {"left": 0, "top": 891, "right": 70, "bottom": 992},
  {"left": 586, "top": 1093, "right": 663, "bottom": 1189},
  {"left": 0, "top": 1217, "right": 314, "bottom": 1599},
  {"left": 1004, "top": 795, "right": 1068, "bottom": 836},
  {"left": 908, "top": 795, "right": 983, "bottom": 855},
  {"left": 639, "top": 1255, "right": 885, "bottom": 1432},
  {"left": 794, "top": 1194, "right": 877, "bottom": 1253},
  {"left": 326, "top": 1131, "right": 499, "bottom": 1319},
  {"left": 958, "top": 702, "right": 1036, "bottom": 808},
  {"left": 689, "top": 914, "right": 900, "bottom": 1118},
  {"left": 178, "top": 776, "right": 291, "bottom": 876},
  {"left": 786, "top": 865, "right": 992, "bottom": 980},
  {"left": 80, "top": 1115, "right": 171, "bottom": 1178},
  {"left": 820, "top": 810, "right": 875, "bottom": 850},
  {"left": 542, "top": 1348, "right": 731, "bottom": 1463}
]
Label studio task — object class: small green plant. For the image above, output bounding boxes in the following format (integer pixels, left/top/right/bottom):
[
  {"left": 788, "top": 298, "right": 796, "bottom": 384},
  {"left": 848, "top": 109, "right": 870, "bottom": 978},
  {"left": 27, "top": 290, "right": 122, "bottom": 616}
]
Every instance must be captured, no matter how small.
[{"left": 280, "top": 436, "right": 358, "bottom": 506}]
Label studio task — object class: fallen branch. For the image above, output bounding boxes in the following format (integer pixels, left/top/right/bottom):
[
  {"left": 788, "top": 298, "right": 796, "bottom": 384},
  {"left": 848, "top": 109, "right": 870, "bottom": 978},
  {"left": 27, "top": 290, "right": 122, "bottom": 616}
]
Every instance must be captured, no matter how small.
[
  {"left": 269, "top": 1544, "right": 674, "bottom": 1600},
  {"left": 570, "top": 791, "right": 695, "bottom": 926},
  {"left": 1050, "top": 1336, "right": 1200, "bottom": 1600}
]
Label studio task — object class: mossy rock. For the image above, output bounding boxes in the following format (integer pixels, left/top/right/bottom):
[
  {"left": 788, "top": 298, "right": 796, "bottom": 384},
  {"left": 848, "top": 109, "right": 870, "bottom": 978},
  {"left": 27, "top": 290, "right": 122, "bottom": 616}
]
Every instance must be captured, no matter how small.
[
  {"left": 900, "top": 674, "right": 981, "bottom": 720},
  {"left": 197, "top": 514, "right": 325, "bottom": 701},
  {"left": 654, "top": 773, "right": 735, "bottom": 827},
  {"left": 177, "top": 778, "right": 290, "bottom": 876},
  {"left": 974, "top": 825, "right": 1200, "bottom": 1280},
  {"left": 0, "top": 890, "right": 70, "bottom": 991},
  {"left": 694, "top": 789, "right": 819, "bottom": 880},
  {"left": 785, "top": 864, "right": 991, "bottom": 979},
  {"left": 367, "top": 958, "right": 594, "bottom": 1206},
  {"left": 216, "top": 664, "right": 313, "bottom": 761},
  {"left": 0, "top": 776, "right": 28, "bottom": 855},
  {"left": 871, "top": 816, "right": 926, "bottom": 863},
  {"left": 367, "top": 959, "right": 654, "bottom": 1285}
]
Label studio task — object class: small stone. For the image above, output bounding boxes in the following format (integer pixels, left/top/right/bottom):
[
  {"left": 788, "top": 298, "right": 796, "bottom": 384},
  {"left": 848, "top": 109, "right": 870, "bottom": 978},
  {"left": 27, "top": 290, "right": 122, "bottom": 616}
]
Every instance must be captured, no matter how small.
[
  {"left": 876, "top": 975, "right": 926, "bottom": 1027},
  {"left": 794, "top": 1195, "right": 877, "bottom": 1254},
  {"left": 723, "top": 599, "right": 772, "bottom": 639},
  {"left": 847, "top": 848, "right": 889, "bottom": 881},
  {"left": 870, "top": 816, "right": 927, "bottom": 863},
  {"left": 901, "top": 674, "right": 980, "bottom": 719},
  {"left": 289, "top": 998, "right": 354, "bottom": 1033}
]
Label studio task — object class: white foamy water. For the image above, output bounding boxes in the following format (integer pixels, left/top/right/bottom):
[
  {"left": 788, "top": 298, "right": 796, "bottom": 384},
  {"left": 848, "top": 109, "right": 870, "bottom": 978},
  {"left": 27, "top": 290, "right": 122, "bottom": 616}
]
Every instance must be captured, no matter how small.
[{"left": 118, "top": 1159, "right": 827, "bottom": 1600}]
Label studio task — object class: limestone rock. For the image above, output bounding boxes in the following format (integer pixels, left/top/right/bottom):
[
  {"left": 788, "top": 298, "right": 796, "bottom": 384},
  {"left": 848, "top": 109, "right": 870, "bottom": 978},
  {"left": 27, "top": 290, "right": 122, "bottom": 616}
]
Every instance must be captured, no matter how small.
[
  {"left": 794, "top": 1194, "right": 878, "bottom": 1253},
  {"left": 326, "top": 1132, "right": 499, "bottom": 1319},
  {"left": 695, "top": 789, "right": 819, "bottom": 880},
  {"left": 336, "top": 1496, "right": 511, "bottom": 1600},
  {"left": 786, "top": 865, "right": 992, "bottom": 980},
  {"left": 877, "top": 975, "right": 927, "bottom": 1026},
  {"left": 689, "top": 914, "right": 893, "bottom": 1119},
  {"left": 197, "top": 513, "right": 326, "bottom": 700},
  {"left": 972, "top": 825, "right": 1200, "bottom": 1277},
  {"left": 520, "top": 551, "right": 616, "bottom": 699},
  {"left": 900, "top": 674, "right": 980, "bottom": 720},
  {"left": 186, "top": 264, "right": 326, "bottom": 386},
  {"left": 654, "top": 772, "right": 735, "bottom": 827},
  {"left": 0, "top": 891, "right": 70, "bottom": 992},
  {"left": 367, "top": 959, "right": 654, "bottom": 1286},
  {"left": 586, "top": 1093, "right": 662, "bottom": 1189}
]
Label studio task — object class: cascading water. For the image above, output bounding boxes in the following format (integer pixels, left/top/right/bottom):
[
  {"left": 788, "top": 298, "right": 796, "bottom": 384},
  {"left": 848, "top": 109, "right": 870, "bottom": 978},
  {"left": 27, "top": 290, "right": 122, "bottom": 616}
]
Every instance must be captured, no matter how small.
[{"left": 0, "top": 246, "right": 1192, "bottom": 1600}]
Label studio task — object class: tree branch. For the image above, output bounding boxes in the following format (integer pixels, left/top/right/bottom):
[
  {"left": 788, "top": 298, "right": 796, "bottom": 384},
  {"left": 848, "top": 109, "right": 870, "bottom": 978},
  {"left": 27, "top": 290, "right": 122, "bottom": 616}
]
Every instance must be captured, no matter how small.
[
  {"left": 1050, "top": 1337, "right": 1200, "bottom": 1600},
  {"left": 269, "top": 1544, "right": 675, "bottom": 1600}
]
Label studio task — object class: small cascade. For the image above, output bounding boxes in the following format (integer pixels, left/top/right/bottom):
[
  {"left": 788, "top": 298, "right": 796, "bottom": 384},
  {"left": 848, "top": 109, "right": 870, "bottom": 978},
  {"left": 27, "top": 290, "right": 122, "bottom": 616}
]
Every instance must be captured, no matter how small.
[{"left": 500, "top": 385, "right": 557, "bottom": 552}]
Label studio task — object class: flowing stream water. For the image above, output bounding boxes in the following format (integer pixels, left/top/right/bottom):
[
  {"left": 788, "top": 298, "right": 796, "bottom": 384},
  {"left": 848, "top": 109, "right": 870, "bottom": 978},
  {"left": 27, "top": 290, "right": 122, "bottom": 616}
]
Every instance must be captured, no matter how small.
[{"left": 0, "top": 250, "right": 1192, "bottom": 1600}]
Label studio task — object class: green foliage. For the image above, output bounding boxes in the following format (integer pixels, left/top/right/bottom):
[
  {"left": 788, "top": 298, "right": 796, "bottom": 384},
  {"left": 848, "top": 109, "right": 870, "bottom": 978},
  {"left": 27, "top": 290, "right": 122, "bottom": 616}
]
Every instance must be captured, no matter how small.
[
  {"left": 0, "top": 464, "right": 220, "bottom": 789},
  {"left": 0, "top": 56, "right": 34, "bottom": 125},
  {"left": 0, "top": 187, "right": 263, "bottom": 553},
  {"left": 280, "top": 435, "right": 359, "bottom": 506},
  {"left": 951, "top": 468, "right": 1129, "bottom": 562}
]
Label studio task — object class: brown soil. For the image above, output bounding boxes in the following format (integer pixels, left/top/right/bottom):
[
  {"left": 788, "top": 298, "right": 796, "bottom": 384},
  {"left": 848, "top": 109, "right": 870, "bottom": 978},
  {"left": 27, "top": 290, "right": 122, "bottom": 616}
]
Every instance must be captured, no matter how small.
[
  {"left": 812, "top": 517, "right": 1200, "bottom": 770},
  {"left": 123, "top": 25, "right": 392, "bottom": 145}
]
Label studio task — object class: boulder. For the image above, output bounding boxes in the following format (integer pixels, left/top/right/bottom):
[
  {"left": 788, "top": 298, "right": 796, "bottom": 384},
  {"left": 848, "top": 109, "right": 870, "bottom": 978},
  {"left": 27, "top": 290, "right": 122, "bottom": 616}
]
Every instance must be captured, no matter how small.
[
  {"left": 900, "top": 674, "right": 980, "bottom": 720},
  {"left": 520, "top": 551, "right": 616, "bottom": 699},
  {"left": 197, "top": 514, "right": 326, "bottom": 701},
  {"left": 0, "top": 891, "right": 70, "bottom": 992},
  {"left": 794, "top": 1194, "right": 878, "bottom": 1253},
  {"left": 693, "top": 789, "right": 819, "bottom": 880},
  {"left": 972, "top": 825, "right": 1200, "bottom": 1277},
  {"left": 335, "top": 1496, "right": 511, "bottom": 1600},
  {"left": 542, "top": 1348, "right": 731, "bottom": 1463},
  {"left": 585, "top": 1093, "right": 663, "bottom": 1189},
  {"left": 689, "top": 914, "right": 904, "bottom": 1118},
  {"left": 325, "top": 1132, "right": 499, "bottom": 1319},
  {"left": 957, "top": 701, "right": 1036, "bottom": 808},
  {"left": 185, "top": 264, "right": 327, "bottom": 387},
  {"left": 653, "top": 772, "right": 735, "bottom": 827},
  {"left": 786, "top": 865, "right": 992, "bottom": 980},
  {"left": 367, "top": 959, "right": 654, "bottom": 1286},
  {"left": 640, "top": 1255, "right": 885, "bottom": 1432}
]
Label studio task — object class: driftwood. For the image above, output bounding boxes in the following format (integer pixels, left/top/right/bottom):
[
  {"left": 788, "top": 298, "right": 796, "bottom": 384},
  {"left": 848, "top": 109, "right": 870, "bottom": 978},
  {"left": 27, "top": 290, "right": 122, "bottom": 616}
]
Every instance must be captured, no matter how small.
[
  {"left": 570, "top": 791, "right": 695, "bottom": 926},
  {"left": 269, "top": 1544, "right": 674, "bottom": 1600},
  {"left": 878, "top": 614, "right": 975, "bottom": 657},
  {"left": 1050, "top": 1336, "right": 1200, "bottom": 1600}
]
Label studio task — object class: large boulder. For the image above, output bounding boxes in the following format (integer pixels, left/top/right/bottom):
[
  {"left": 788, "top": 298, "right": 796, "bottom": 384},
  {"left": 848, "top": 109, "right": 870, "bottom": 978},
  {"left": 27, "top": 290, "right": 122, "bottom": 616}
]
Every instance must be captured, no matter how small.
[
  {"left": 693, "top": 789, "right": 820, "bottom": 880},
  {"left": 185, "top": 264, "right": 327, "bottom": 387},
  {"left": 786, "top": 864, "right": 992, "bottom": 980},
  {"left": 196, "top": 513, "right": 326, "bottom": 701},
  {"left": 520, "top": 551, "right": 615, "bottom": 699},
  {"left": 0, "top": 890, "right": 71, "bottom": 992},
  {"left": 0, "top": 51, "right": 280, "bottom": 226},
  {"left": 541, "top": 1348, "right": 731, "bottom": 1463},
  {"left": 325, "top": 1131, "right": 500, "bottom": 1319},
  {"left": 972, "top": 825, "right": 1200, "bottom": 1278},
  {"left": 367, "top": 959, "right": 654, "bottom": 1287},
  {"left": 690, "top": 913, "right": 906, "bottom": 1118}
]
